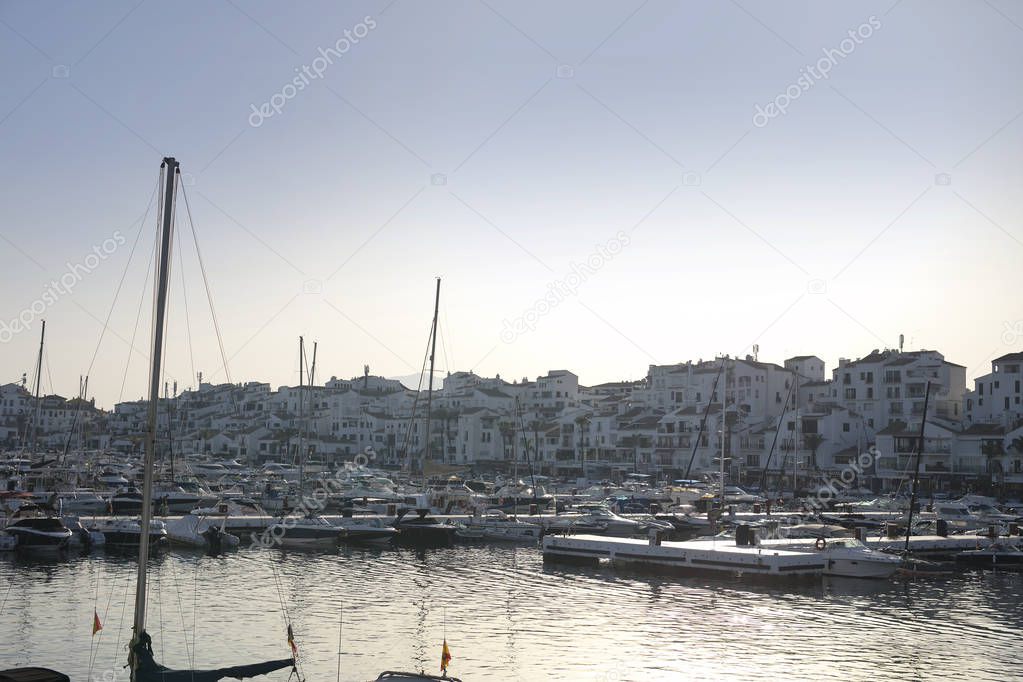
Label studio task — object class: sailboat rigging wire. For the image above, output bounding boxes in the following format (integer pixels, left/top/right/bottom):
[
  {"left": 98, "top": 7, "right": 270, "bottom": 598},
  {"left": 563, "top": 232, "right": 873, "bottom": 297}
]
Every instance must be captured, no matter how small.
[
  {"left": 84, "top": 177, "right": 160, "bottom": 376},
  {"left": 267, "top": 557, "right": 304, "bottom": 678},
  {"left": 112, "top": 561, "right": 133, "bottom": 671},
  {"left": 682, "top": 360, "right": 726, "bottom": 481},
  {"left": 0, "top": 578, "right": 11, "bottom": 617},
  {"left": 400, "top": 323, "right": 437, "bottom": 473},
  {"left": 179, "top": 183, "right": 232, "bottom": 384},
  {"left": 177, "top": 231, "right": 197, "bottom": 387},
  {"left": 118, "top": 226, "right": 160, "bottom": 402},
  {"left": 438, "top": 314, "right": 450, "bottom": 377},
  {"left": 167, "top": 554, "right": 194, "bottom": 667},
  {"left": 88, "top": 562, "right": 122, "bottom": 677},
  {"left": 43, "top": 345, "right": 55, "bottom": 397},
  {"left": 759, "top": 377, "right": 796, "bottom": 493},
  {"left": 515, "top": 397, "right": 540, "bottom": 516}
]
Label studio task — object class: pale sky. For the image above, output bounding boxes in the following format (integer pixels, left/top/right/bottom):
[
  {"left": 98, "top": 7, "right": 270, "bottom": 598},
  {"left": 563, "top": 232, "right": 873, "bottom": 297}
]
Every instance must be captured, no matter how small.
[{"left": 1, "top": 1, "right": 1021, "bottom": 408}]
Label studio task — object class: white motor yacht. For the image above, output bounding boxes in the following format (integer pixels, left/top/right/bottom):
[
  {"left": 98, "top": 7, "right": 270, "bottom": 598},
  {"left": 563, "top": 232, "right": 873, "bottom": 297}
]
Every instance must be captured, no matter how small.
[
  {"left": 267, "top": 513, "right": 342, "bottom": 549},
  {"left": 335, "top": 516, "right": 398, "bottom": 544},
  {"left": 804, "top": 537, "right": 901, "bottom": 578},
  {"left": 457, "top": 510, "right": 542, "bottom": 542}
]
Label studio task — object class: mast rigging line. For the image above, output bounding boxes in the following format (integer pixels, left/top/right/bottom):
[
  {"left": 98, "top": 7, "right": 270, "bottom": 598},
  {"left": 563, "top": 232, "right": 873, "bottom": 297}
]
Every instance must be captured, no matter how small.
[
  {"left": 682, "top": 359, "right": 726, "bottom": 481},
  {"left": 177, "top": 230, "right": 197, "bottom": 388},
  {"left": 179, "top": 182, "right": 232, "bottom": 385},
  {"left": 400, "top": 308, "right": 440, "bottom": 473},
  {"left": 118, "top": 219, "right": 160, "bottom": 403},
  {"left": 759, "top": 376, "right": 796, "bottom": 494},
  {"left": 84, "top": 176, "right": 161, "bottom": 379}
]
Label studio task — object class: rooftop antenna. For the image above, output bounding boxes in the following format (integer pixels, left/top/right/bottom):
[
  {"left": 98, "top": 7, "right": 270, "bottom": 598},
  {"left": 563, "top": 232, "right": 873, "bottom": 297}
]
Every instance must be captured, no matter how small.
[
  {"left": 899, "top": 334, "right": 904, "bottom": 352},
  {"left": 752, "top": 344, "right": 760, "bottom": 362}
]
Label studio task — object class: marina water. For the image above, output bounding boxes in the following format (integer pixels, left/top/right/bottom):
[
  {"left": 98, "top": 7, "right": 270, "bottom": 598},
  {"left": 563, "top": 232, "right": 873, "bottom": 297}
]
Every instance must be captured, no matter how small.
[{"left": 2, "top": 545, "right": 1022, "bottom": 680}]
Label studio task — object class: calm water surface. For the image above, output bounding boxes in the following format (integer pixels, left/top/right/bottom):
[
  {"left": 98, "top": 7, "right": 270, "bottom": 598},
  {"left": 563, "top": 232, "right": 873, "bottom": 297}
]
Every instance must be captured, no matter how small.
[{"left": 1, "top": 544, "right": 1022, "bottom": 681}]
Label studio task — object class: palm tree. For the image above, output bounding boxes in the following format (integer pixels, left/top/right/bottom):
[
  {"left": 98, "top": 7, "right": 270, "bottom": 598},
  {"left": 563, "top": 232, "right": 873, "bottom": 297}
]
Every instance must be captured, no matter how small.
[
  {"left": 576, "top": 413, "right": 593, "bottom": 478},
  {"left": 498, "top": 420, "right": 515, "bottom": 462}
]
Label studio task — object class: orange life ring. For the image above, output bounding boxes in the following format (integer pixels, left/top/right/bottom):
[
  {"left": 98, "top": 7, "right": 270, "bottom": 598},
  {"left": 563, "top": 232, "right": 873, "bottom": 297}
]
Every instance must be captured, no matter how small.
[{"left": 815, "top": 537, "right": 826, "bottom": 551}]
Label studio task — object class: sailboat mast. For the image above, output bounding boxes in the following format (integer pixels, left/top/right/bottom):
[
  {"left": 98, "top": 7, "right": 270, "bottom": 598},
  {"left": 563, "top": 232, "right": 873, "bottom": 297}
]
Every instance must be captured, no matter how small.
[
  {"left": 31, "top": 320, "right": 45, "bottom": 453},
  {"left": 299, "top": 336, "right": 304, "bottom": 492},
  {"left": 904, "top": 381, "right": 931, "bottom": 554},
  {"left": 793, "top": 374, "right": 800, "bottom": 493},
  {"left": 307, "top": 340, "right": 316, "bottom": 487},
  {"left": 719, "top": 357, "right": 726, "bottom": 510},
  {"left": 132, "top": 157, "right": 178, "bottom": 648},
  {"left": 423, "top": 277, "right": 441, "bottom": 470}
]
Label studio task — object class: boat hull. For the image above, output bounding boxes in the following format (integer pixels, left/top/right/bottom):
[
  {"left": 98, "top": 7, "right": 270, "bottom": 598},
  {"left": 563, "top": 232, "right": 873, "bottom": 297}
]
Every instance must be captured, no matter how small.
[
  {"left": 824, "top": 557, "right": 900, "bottom": 579},
  {"left": 102, "top": 530, "right": 168, "bottom": 547},
  {"left": 6, "top": 529, "right": 71, "bottom": 551}
]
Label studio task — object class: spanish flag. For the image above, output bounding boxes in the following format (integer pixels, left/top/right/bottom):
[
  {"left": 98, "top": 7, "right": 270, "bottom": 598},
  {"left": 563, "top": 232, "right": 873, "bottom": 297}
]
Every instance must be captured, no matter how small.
[
  {"left": 287, "top": 624, "right": 298, "bottom": 656},
  {"left": 440, "top": 639, "right": 451, "bottom": 673},
  {"left": 92, "top": 609, "right": 103, "bottom": 636}
]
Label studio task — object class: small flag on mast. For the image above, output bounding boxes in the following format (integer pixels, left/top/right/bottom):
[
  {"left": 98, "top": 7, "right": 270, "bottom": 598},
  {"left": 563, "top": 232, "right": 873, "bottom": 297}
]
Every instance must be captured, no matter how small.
[
  {"left": 287, "top": 624, "right": 298, "bottom": 655},
  {"left": 92, "top": 609, "right": 103, "bottom": 635},
  {"left": 440, "top": 639, "right": 451, "bottom": 672}
]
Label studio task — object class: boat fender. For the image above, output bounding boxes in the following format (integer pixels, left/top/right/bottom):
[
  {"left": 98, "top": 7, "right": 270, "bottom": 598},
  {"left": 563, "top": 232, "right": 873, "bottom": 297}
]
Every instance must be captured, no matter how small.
[{"left": 815, "top": 537, "right": 826, "bottom": 551}]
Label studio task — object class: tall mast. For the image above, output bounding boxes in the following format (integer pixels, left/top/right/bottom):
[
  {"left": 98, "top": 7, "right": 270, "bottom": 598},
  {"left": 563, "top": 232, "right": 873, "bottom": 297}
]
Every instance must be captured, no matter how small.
[
  {"left": 299, "top": 336, "right": 305, "bottom": 492},
  {"left": 904, "top": 381, "right": 931, "bottom": 554},
  {"left": 307, "top": 341, "right": 316, "bottom": 484},
  {"left": 793, "top": 374, "right": 800, "bottom": 493},
  {"left": 131, "top": 157, "right": 178, "bottom": 663},
  {"left": 423, "top": 278, "right": 441, "bottom": 471},
  {"left": 719, "top": 357, "right": 726, "bottom": 510},
  {"left": 31, "top": 320, "right": 45, "bottom": 453}
]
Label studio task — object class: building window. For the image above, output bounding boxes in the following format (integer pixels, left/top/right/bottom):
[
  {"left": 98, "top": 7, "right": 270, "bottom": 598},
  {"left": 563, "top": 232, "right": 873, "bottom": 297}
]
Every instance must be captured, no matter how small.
[{"left": 843, "top": 423, "right": 850, "bottom": 432}]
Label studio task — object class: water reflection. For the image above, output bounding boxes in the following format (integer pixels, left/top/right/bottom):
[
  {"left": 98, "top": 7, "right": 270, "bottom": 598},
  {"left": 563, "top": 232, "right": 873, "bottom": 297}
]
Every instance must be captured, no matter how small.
[{"left": 1, "top": 545, "right": 1022, "bottom": 681}]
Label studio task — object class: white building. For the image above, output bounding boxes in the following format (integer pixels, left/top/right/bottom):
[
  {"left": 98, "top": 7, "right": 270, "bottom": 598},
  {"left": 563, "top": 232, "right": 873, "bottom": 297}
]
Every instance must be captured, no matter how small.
[
  {"left": 831, "top": 349, "right": 965, "bottom": 431},
  {"left": 964, "top": 352, "right": 1023, "bottom": 428}
]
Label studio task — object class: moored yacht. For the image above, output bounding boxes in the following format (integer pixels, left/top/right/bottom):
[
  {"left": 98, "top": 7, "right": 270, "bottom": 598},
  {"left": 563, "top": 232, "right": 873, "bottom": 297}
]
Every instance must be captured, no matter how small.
[
  {"left": 393, "top": 509, "right": 458, "bottom": 548},
  {"left": 267, "top": 513, "right": 342, "bottom": 549},
  {"left": 110, "top": 486, "right": 145, "bottom": 514},
  {"left": 98, "top": 518, "right": 168, "bottom": 548},
  {"left": 814, "top": 537, "right": 902, "bottom": 578},
  {"left": 456, "top": 510, "right": 541, "bottom": 542},
  {"left": 335, "top": 516, "right": 399, "bottom": 544},
  {"left": 3, "top": 517, "right": 73, "bottom": 551}
]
